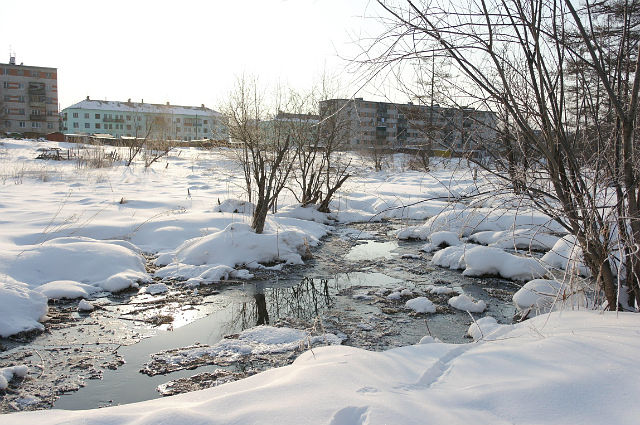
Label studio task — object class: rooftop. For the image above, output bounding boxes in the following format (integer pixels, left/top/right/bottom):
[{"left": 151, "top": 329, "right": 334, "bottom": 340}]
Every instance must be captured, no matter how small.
[{"left": 64, "top": 98, "right": 221, "bottom": 116}]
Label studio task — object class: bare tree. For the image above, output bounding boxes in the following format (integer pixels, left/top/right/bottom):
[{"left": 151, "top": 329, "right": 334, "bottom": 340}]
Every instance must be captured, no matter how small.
[
  {"left": 289, "top": 79, "right": 352, "bottom": 213},
  {"left": 365, "top": 0, "right": 640, "bottom": 309},
  {"left": 223, "top": 77, "right": 297, "bottom": 234}
]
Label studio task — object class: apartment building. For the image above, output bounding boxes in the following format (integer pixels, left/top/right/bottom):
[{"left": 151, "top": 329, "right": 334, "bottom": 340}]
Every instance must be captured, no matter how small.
[
  {"left": 319, "top": 98, "right": 497, "bottom": 152},
  {"left": 0, "top": 56, "right": 59, "bottom": 136},
  {"left": 62, "top": 98, "right": 228, "bottom": 141}
]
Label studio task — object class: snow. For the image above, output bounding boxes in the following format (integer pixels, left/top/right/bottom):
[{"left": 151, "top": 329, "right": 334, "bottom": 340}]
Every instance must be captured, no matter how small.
[
  {"left": 512, "top": 279, "right": 590, "bottom": 316},
  {"left": 0, "top": 276, "right": 48, "bottom": 338},
  {"left": 467, "top": 316, "right": 503, "bottom": 341},
  {"left": 432, "top": 245, "right": 547, "bottom": 281},
  {"left": 448, "top": 294, "right": 487, "bottom": 313},
  {"left": 77, "top": 299, "right": 94, "bottom": 311},
  {"left": 148, "top": 325, "right": 344, "bottom": 368},
  {"left": 155, "top": 221, "right": 328, "bottom": 285},
  {"left": 65, "top": 99, "right": 222, "bottom": 117},
  {"left": 0, "top": 365, "right": 28, "bottom": 390},
  {"left": 468, "top": 228, "right": 560, "bottom": 251},
  {"left": 139, "top": 283, "right": 169, "bottom": 295},
  {"left": 213, "top": 198, "right": 254, "bottom": 214},
  {"left": 7, "top": 311, "right": 640, "bottom": 425},
  {"left": 35, "top": 280, "right": 98, "bottom": 299},
  {"left": 405, "top": 297, "right": 437, "bottom": 313},
  {"left": 541, "top": 235, "right": 591, "bottom": 276}
]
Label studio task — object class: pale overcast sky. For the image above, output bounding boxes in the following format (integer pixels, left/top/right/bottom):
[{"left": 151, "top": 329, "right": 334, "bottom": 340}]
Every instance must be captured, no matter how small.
[{"left": 1, "top": 0, "right": 392, "bottom": 110}]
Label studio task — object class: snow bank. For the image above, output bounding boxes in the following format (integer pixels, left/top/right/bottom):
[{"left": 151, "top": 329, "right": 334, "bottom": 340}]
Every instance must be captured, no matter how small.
[
  {"left": 469, "top": 228, "right": 560, "bottom": 251},
  {"left": 513, "top": 279, "right": 589, "bottom": 316},
  {"left": 155, "top": 220, "right": 328, "bottom": 285},
  {"left": 398, "top": 208, "right": 560, "bottom": 240},
  {"left": 405, "top": 297, "right": 436, "bottom": 313},
  {"left": 9, "top": 311, "right": 640, "bottom": 425},
  {"left": 432, "top": 245, "right": 547, "bottom": 281},
  {"left": 0, "top": 365, "right": 28, "bottom": 390},
  {"left": 462, "top": 245, "right": 547, "bottom": 280},
  {"left": 6, "top": 237, "right": 149, "bottom": 293},
  {"left": 541, "top": 235, "right": 591, "bottom": 276},
  {"left": 0, "top": 276, "right": 48, "bottom": 337},
  {"left": 448, "top": 294, "right": 487, "bottom": 313}
]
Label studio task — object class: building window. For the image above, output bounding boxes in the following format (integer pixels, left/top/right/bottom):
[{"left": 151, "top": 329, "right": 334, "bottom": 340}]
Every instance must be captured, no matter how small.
[
  {"left": 72, "top": 112, "right": 78, "bottom": 118},
  {"left": 95, "top": 114, "right": 100, "bottom": 119},
  {"left": 19, "top": 121, "right": 26, "bottom": 128},
  {"left": 73, "top": 122, "right": 79, "bottom": 128},
  {"left": 176, "top": 118, "right": 180, "bottom": 123},
  {"left": 2, "top": 82, "right": 8, "bottom": 89},
  {"left": 204, "top": 120, "right": 208, "bottom": 124},
  {"left": 4, "top": 120, "right": 10, "bottom": 128},
  {"left": 126, "top": 115, "right": 131, "bottom": 121},
  {"left": 176, "top": 127, "right": 180, "bottom": 132},
  {"left": 32, "top": 122, "right": 41, "bottom": 128},
  {"left": 95, "top": 123, "right": 101, "bottom": 129},
  {"left": 204, "top": 128, "right": 208, "bottom": 133},
  {"left": 47, "top": 123, "right": 54, "bottom": 129},
  {"left": 85, "top": 123, "right": 90, "bottom": 129},
  {"left": 126, "top": 124, "right": 131, "bottom": 130},
  {"left": 84, "top": 113, "right": 89, "bottom": 119}
]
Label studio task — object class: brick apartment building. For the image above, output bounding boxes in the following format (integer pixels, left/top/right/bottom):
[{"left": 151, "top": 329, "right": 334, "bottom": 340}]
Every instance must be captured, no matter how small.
[{"left": 0, "top": 55, "right": 59, "bottom": 136}]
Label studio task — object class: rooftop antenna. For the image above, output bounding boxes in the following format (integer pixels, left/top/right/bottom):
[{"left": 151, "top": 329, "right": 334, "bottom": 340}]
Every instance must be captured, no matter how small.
[{"left": 9, "top": 46, "right": 16, "bottom": 65}]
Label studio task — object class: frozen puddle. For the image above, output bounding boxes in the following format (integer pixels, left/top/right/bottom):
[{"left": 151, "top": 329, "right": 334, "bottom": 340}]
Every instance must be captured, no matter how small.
[{"left": 345, "top": 240, "right": 399, "bottom": 261}]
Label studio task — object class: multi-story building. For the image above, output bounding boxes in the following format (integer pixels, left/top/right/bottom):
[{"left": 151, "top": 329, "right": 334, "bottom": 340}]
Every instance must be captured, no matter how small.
[
  {"left": 0, "top": 55, "right": 59, "bottom": 136},
  {"left": 62, "top": 98, "right": 228, "bottom": 141},
  {"left": 319, "top": 98, "right": 497, "bottom": 152}
]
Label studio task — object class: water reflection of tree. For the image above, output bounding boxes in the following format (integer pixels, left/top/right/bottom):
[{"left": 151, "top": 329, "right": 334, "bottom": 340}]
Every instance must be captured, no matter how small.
[{"left": 230, "top": 278, "right": 334, "bottom": 332}]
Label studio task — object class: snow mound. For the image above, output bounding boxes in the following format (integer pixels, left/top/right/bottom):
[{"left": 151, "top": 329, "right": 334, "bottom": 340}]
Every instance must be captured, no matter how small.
[
  {"left": 0, "top": 365, "right": 28, "bottom": 390},
  {"left": 467, "top": 316, "right": 504, "bottom": 341},
  {"left": 448, "top": 294, "right": 487, "bottom": 313},
  {"left": 513, "top": 279, "right": 589, "bottom": 316},
  {"left": 462, "top": 245, "right": 547, "bottom": 281},
  {"left": 78, "top": 299, "right": 94, "bottom": 311},
  {"left": 405, "top": 297, "right": 436, "bottom": 313},
  {"left": 35, "top": 280, "right": 99, "bottom": 299},
  {"left": 0, "top": 276, "right": 48, "bottom": 337},
  {"left": 7, "top": 237, "right": 149, "bottom": 293},
  {"left": 432, "top": 244, "right": 546, "bottom": 281},
  {"left": 155, "top": 221, "right": 327, "bottom": 283},
  {"left": 431, "top": 244, "right": 471, "bottom": 270},
  {"left": 213, "top": 198, "right": 254, "bottom": 214},
  {"left": 420, "top": 230, "right": 461, "bottom": 252},
  {"left": 541, "top": 235, "right": 590, "bottom": 276}
]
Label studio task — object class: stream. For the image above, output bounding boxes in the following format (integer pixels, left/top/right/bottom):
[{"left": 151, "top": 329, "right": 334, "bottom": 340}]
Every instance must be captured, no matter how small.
[{"left": 0, "top": 221, "right": 521, "bottom": 412}]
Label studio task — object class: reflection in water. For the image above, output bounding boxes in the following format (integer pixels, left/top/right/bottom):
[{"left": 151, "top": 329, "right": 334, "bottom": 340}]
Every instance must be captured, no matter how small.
[
  {"left": 235, "top": 278, "right": 334, "bottom": 331},
  {"left": 254, "top": 293, "right": 269, "bottom": 325}
]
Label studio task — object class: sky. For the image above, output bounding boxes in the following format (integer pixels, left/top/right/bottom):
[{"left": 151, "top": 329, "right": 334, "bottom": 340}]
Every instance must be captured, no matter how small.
[{"left": 1, "top": 0, "right": 394, "bottom": 111}]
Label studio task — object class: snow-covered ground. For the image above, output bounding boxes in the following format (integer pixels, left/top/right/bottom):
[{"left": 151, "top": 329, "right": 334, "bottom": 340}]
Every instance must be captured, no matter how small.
[
  {"left": 8, "top": 311, "right": 640, "bottom": 425},
  {"left": 2, "top": 138, "right": 638, "bottom": 423}
]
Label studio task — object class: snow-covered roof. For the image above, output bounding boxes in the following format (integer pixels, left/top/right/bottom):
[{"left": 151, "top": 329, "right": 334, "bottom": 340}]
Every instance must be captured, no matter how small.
[{"left": 64, "top": 99, "right": 222, "bottom": 117}]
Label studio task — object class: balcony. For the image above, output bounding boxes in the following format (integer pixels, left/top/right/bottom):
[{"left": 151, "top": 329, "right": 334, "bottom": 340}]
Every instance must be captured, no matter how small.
[
  {"left": 103, "top": 117, "right": 125, "bottom": 123},
  {"left": 30, "top": 114, "right": 46, "bottom": 121}
]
